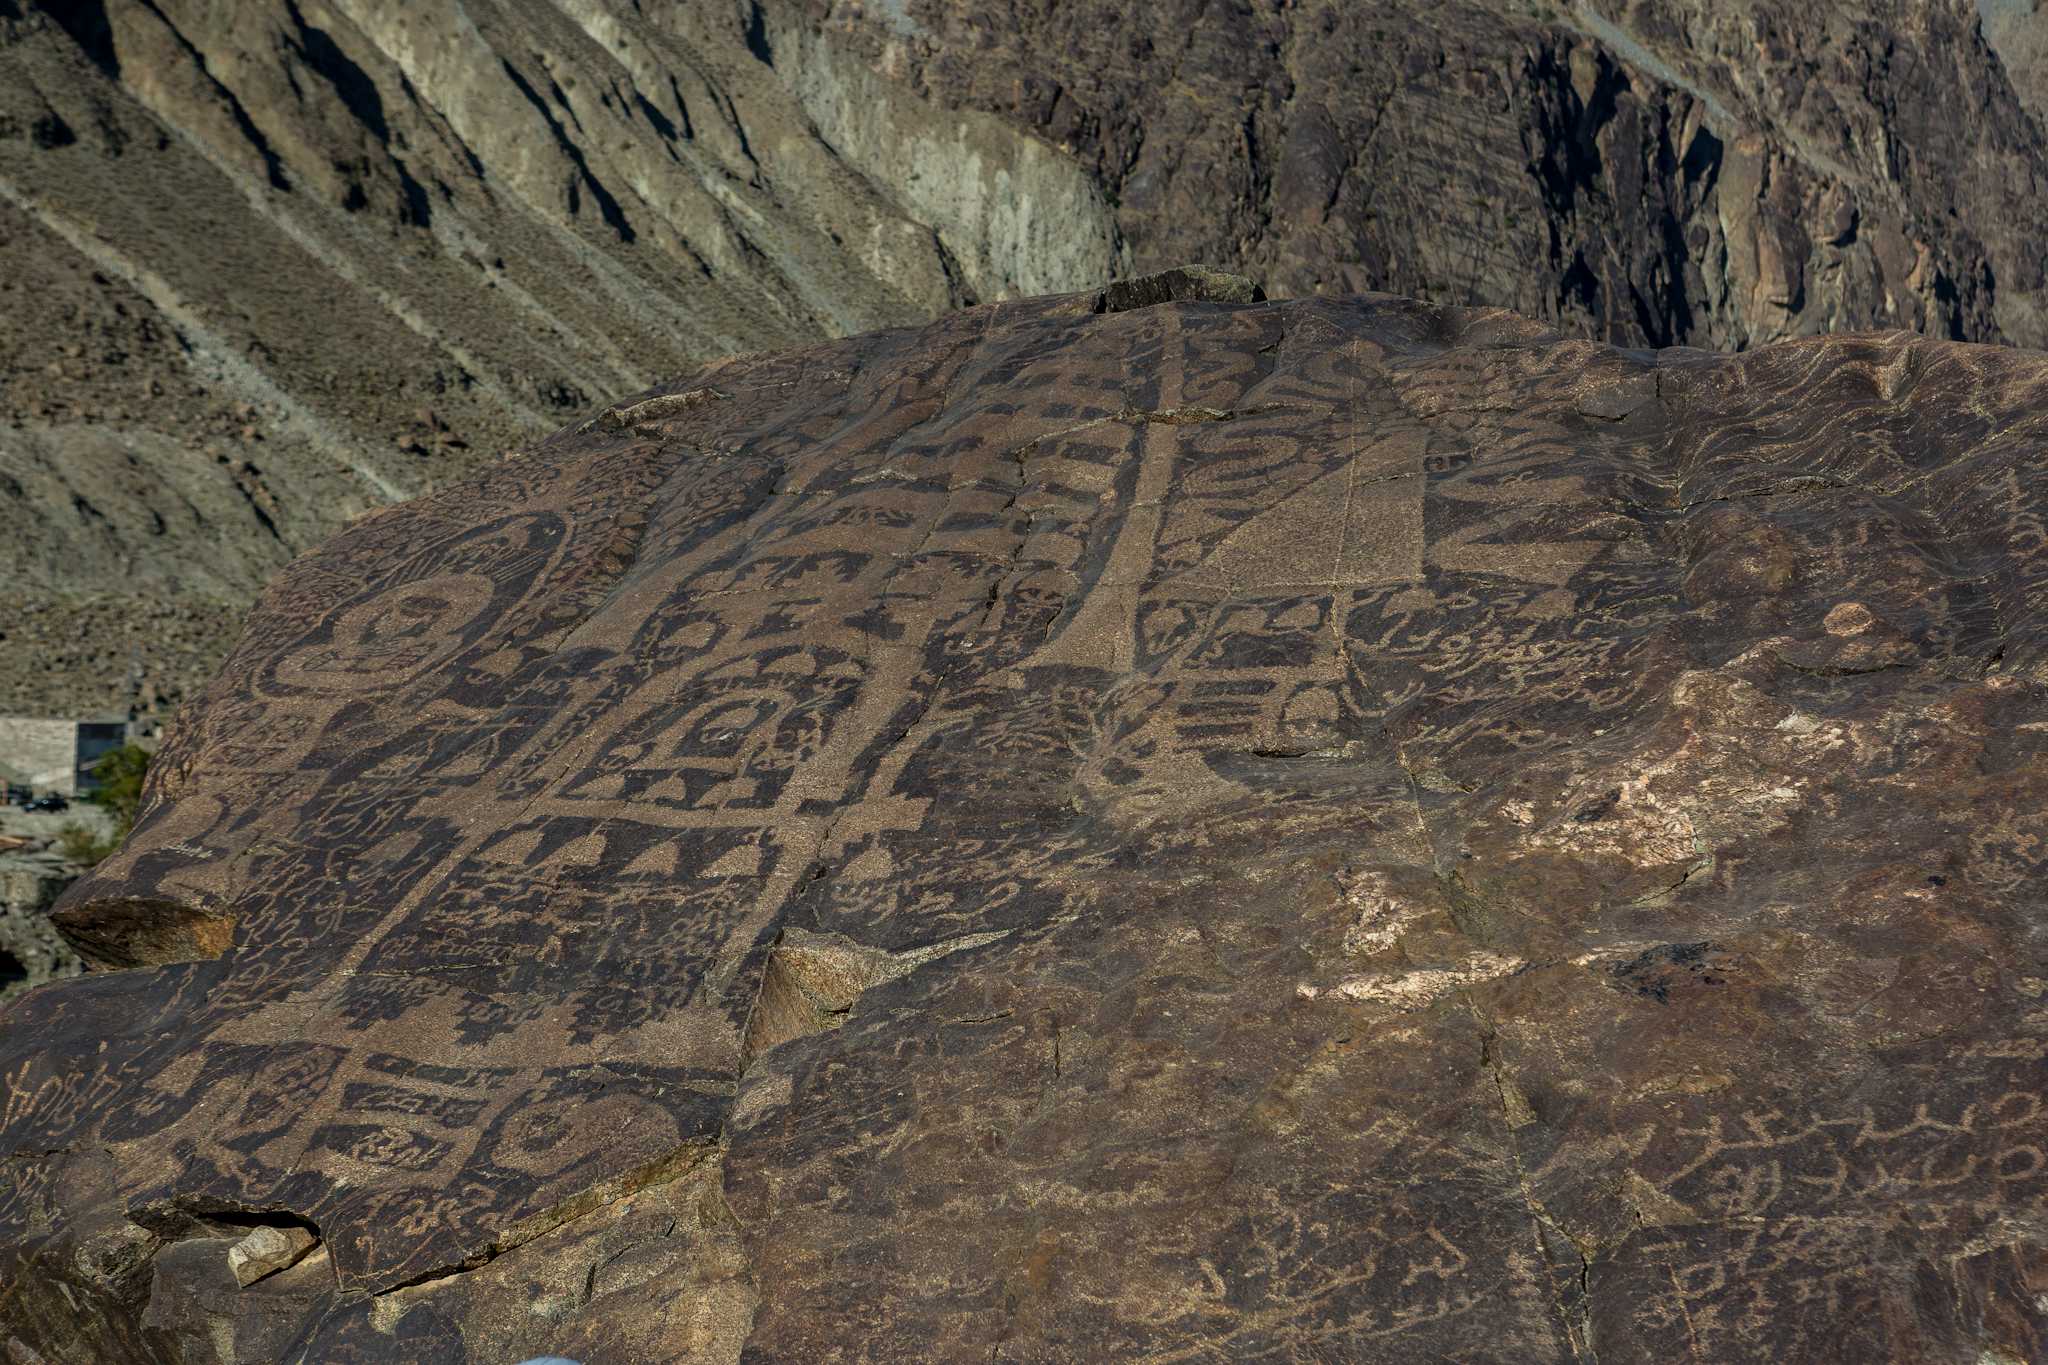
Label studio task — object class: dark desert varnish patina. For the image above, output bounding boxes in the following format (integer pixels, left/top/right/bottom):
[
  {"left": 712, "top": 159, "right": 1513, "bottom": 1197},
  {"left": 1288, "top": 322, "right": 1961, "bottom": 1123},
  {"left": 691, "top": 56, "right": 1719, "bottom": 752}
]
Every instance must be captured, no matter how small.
[{"left": 3, "top": 272, "right": 2048, "bottom": 1361}]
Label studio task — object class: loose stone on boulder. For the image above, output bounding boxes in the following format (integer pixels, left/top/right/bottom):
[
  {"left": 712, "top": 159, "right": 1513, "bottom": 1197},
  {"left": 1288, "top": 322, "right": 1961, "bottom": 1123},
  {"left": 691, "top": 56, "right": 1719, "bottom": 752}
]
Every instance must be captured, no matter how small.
[
  {"left": 1098, "top": 265, "right": 1266, "bottom": 312},
  {"left": 4, "top": 280, "right": 2048, "bottom": 1361},
  {"left": 226, "top": 1226, "right": 319, "bottom": 1289}
]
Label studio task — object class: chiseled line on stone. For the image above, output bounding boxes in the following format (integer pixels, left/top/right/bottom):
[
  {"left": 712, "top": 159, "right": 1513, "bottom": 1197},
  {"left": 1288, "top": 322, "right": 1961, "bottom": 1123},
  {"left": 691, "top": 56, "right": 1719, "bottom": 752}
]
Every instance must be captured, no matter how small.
[
  {"left": 225, "top": 487, "right": 593, "bottom": 1026},
  {"left": 280, "top": 714, "right": 637, "bottom": 1195},
  {"left": 721, "top": 314, "right": 1174, "bottom": 990},
  {"left": 1025, "top": 308, "right": 1188, "bottom": 672},
  {"left": 365, "top": 1138, "right": 717, "bottom": 1305},
  {"left": 321, "top": 653, "right": 600, "bottom": 988},
  {"left": 1333, "top": 343, "right": 1365, "bottom": 594},
  {"left": 708, "top": 593, "right": 942, "bottom": 996}
]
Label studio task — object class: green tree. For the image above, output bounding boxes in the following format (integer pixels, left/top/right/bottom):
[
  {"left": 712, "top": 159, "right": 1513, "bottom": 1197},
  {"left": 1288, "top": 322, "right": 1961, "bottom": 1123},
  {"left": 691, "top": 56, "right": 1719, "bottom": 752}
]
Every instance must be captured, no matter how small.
[
  {"left": 58, "top": 744, "right": 154, "bottom": 866},
  {"left": 88, "top": 743, "right": 152, "bottom": 839}
]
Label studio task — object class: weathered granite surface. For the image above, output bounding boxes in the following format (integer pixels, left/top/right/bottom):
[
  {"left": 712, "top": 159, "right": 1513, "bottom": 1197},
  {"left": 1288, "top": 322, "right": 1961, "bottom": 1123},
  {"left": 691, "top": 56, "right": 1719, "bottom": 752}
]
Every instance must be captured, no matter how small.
[{"left": 5, "top": 275, "right": 2048, "bottom": 1361}]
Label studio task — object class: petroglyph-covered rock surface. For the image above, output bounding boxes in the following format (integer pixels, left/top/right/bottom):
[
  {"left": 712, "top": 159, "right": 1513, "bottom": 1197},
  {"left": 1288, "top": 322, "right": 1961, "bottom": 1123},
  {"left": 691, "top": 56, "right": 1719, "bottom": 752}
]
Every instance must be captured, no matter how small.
[{"left": 6, "top": 275, "right": 2048, "bottom": 1361}]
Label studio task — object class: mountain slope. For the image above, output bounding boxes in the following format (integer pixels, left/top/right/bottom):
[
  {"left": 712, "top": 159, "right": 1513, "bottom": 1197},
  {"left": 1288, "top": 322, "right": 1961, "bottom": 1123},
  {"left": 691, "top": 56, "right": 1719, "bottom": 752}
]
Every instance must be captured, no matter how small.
[{"left": 0, "top": 0, "right": 1120, "bottom": 717}]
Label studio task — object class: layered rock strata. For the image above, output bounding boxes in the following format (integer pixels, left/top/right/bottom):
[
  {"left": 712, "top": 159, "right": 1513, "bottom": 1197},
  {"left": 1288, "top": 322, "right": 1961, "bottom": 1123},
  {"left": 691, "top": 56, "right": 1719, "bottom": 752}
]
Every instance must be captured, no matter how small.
[{"left": 817, "top": 0, "right": 2048, "bottom": 351}]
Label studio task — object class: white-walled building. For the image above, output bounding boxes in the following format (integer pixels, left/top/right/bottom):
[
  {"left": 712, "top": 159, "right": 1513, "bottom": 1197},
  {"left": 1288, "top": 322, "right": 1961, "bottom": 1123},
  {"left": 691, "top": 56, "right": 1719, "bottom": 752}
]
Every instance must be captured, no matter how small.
[{"left": 0, "top": 718, "right": 129, "bottom": 797}]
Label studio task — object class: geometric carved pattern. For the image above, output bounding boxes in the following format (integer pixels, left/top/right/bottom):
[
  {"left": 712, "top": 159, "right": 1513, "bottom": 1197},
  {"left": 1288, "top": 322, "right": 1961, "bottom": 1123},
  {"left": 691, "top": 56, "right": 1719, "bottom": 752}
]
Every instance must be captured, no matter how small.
[{"left": 6, "top": 282, "right": 2048, "bottom": 1360}]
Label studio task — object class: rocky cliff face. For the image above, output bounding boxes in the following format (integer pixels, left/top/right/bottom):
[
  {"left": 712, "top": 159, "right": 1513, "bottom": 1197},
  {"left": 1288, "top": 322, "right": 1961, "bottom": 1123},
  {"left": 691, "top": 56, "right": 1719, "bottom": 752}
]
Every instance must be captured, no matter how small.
[
  {"left": 819, "top": 0, "right": 2048, "bottom": 352},
  {"left": 3, "top": 274, "right": 2046, "bottom": 1361}
]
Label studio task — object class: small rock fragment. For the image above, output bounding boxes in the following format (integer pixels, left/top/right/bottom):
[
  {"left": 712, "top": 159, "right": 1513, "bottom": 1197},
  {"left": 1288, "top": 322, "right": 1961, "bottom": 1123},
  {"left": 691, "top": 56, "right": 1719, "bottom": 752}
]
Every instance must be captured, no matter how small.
[
  {"left": 1100, "top": 265, "right": 1264, "bottom": 312},
  {"left": 225, "top": 1225, "right": 318, "bottom": 1288},
  {"left": 599, "top": 386, "right": 728, "bottom": 430},
  {"left": 1824, "top": 601, "right": 1877, "bottom": 636}
]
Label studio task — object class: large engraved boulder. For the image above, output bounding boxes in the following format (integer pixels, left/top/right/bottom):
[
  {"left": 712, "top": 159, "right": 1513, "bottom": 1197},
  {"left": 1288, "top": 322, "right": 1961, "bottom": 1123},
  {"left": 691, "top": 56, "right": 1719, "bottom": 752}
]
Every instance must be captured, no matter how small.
[{"left": 5, "top": 276, "right": 2048, "bottom": 1362}]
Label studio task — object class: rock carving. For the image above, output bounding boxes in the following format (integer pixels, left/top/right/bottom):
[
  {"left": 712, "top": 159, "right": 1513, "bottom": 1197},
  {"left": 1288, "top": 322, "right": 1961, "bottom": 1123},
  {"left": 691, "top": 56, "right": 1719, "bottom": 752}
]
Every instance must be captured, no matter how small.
[{"left": 4, "top": 274, "right": 2048, "bottom": 1360}]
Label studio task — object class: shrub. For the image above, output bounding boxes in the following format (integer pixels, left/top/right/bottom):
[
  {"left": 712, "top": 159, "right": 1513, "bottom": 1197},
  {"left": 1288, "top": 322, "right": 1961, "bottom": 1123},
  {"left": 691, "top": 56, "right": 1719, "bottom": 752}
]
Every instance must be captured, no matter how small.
[
  {"left": 55, "top": 821, "right": 116, "bottom": 865},
  {"left": 87, "top": 743, "right": 151, "bottom": 840},
  {"left": 55, "top": 743, "right": 153, "bottom": 866}
]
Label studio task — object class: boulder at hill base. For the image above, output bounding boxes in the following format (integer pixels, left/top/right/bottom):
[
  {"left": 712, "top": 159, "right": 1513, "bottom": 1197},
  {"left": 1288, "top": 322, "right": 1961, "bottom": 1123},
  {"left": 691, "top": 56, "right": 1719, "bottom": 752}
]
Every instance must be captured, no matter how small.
[{"left": 5, "top": 274, "right": 2048, "bottom": 1363}]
